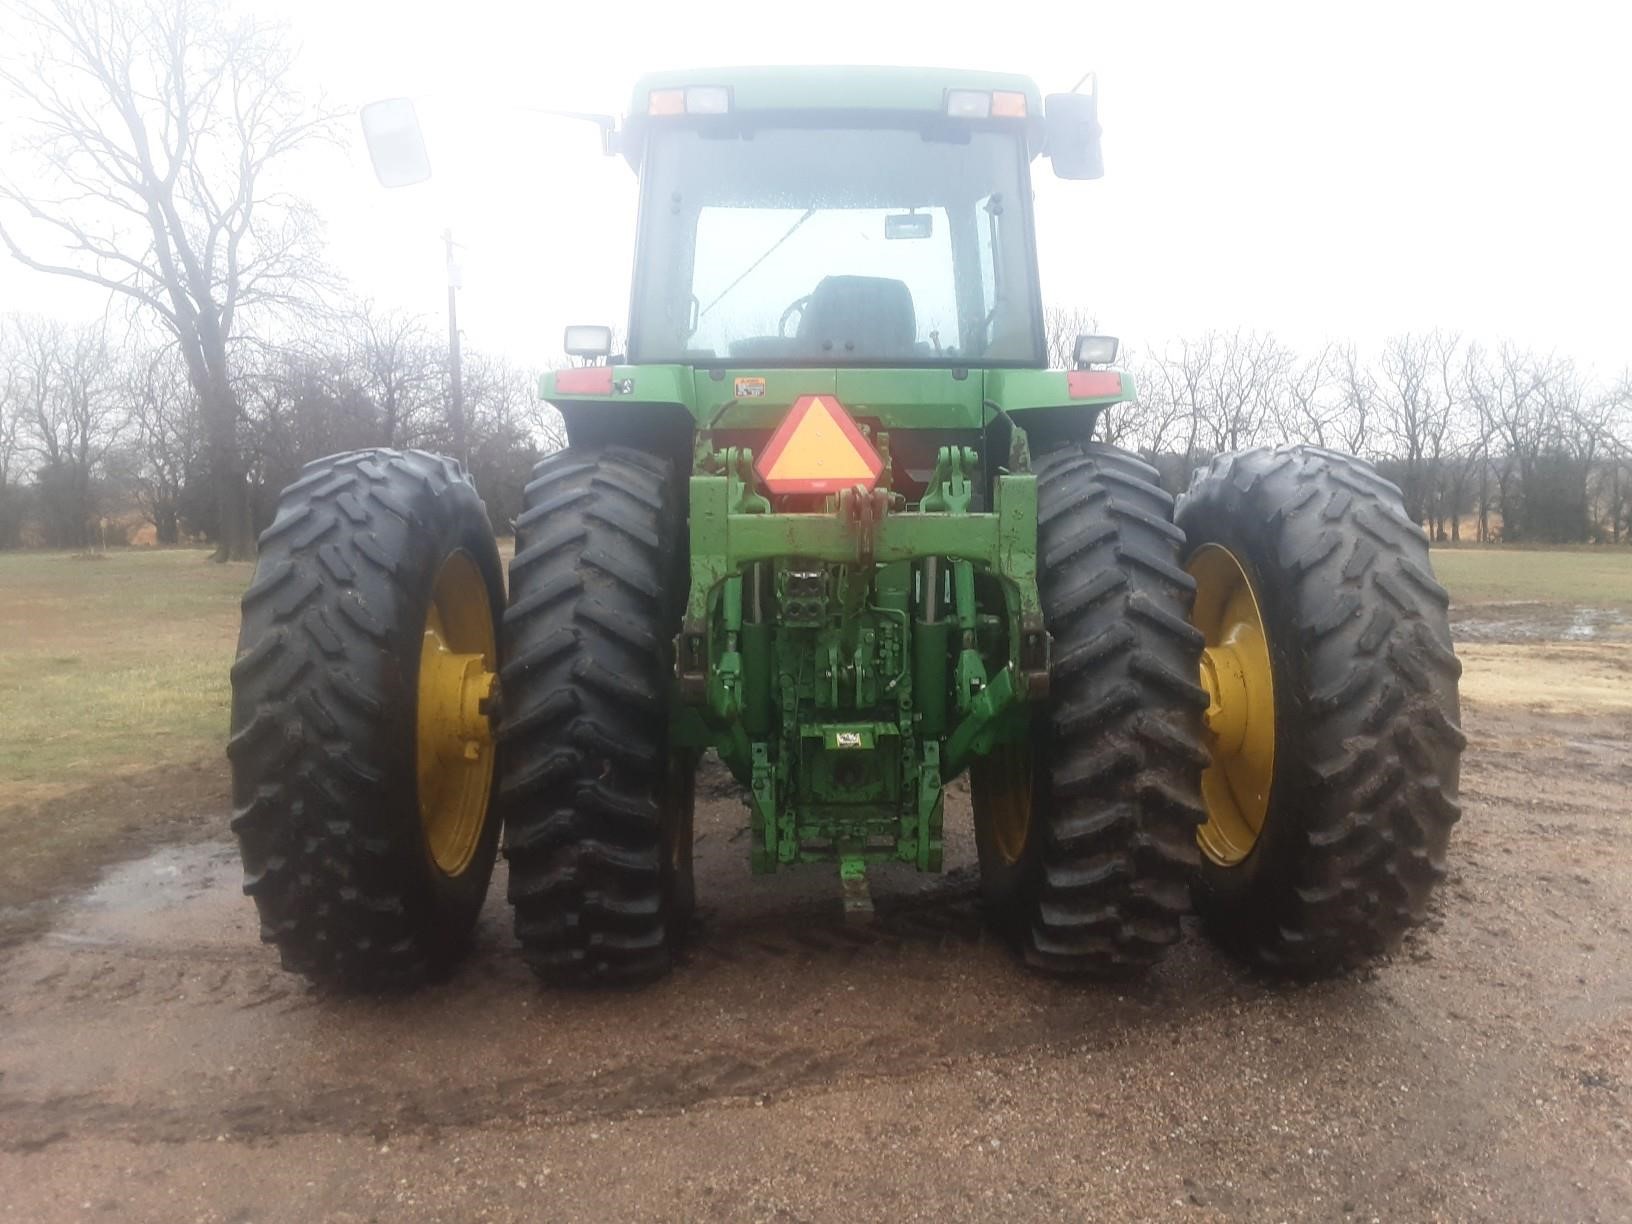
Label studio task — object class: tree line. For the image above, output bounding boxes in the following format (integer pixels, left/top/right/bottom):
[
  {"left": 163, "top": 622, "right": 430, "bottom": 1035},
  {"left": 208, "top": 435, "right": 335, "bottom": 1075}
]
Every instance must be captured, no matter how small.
[
  {"left": 0, "top": 309, "right": 563, "bottom": 549},
  {"left": 1047, "top": 308, "right": 1632, "bottom": 545}
]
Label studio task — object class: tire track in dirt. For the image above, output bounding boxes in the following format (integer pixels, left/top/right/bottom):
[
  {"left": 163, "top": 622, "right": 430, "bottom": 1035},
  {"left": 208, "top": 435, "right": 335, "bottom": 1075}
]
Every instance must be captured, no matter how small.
[
  {"left": 0, "top": 872, "right": 995, "bottom": 1017},
  {"left": 0, "top": 872, "right": 1247, "bottom": 1152}
]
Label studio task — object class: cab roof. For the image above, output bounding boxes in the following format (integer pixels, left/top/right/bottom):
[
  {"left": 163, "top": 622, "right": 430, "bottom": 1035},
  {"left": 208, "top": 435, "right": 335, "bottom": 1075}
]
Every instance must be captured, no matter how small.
[
  {"left": 622, "top": 67, "right": 1048, "bottom": 169},
  {"left": 630, "top": 66, "right": 1043, "bottom": 116}
]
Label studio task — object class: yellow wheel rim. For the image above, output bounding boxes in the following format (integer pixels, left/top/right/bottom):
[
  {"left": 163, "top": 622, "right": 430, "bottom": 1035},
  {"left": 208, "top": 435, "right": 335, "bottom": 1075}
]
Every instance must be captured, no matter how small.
[
  {"left": 416, "top": 550, "right": 497, "bottom": 877},
  {"left": 1188, "top": 544, "right": 1276, "bottom": 867},
  {"left": 973, "top": 741, "right": 1033, "bottom": 866}
]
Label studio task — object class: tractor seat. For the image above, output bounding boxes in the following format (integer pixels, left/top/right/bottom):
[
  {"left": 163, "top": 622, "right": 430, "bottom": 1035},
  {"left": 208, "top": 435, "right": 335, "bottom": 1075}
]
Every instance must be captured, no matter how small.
[{"left": 797, "top": 275, "right": 916, "bottom": 358}]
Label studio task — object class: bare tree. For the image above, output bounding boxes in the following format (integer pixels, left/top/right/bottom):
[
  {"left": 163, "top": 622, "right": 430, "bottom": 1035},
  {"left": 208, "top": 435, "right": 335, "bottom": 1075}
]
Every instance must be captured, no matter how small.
[
  {"left": 0, "top": 0, "right": 338, "bottom": 559},
  {"left": 1377, "top": 331, "right": 1460, "bottom": 529},
  {"left": 1435, "top": 346, "right": 1493, "bottom": 543},
  {"left": 1277, "top": 342, "right": 1340, "bottom": 448},
  {"left": 1114, "top": 347, "right": 1189, "bottom": 480},
  {"left": 0, "top": 319, "right": 22, "bottom": 486},
  {"left": 1598, "top": 372, "right": 1632, "bottom": 543},
  {"left": 125, "top": 340, "right": 200, "bottom": 542},
  {"left": 1041, "top": 305, "right": 1099, "bottom": 370},
  {"left": 1605, "top": 457, "right": 1632, "bottom": 544},
  {"left": 9, "top": 316, "right": 122, "bottom": 546},
  {"left": 1196, "top": 329, "right": 1292, "bottom": 456},
  {"left": 1329, "top": 342, "right": 1375, "bottom": 456},
  {"left": 462, "top": 350, "right": 553, "bottom": 531},
  {"left": 1148, "top": 331, "right": 1216, "bottom": 477},
  {"left": 529, "top": 395, "right": 569, "bottom": 458},
  {"left": 351, "top": 303, "right": 442, "bottom": 448},
  {"left": 0, "top": 319, "right": 26, "bottom": 545},
  {"left": 1468, "top": 342, "right": 1561, "bottom": 541}
]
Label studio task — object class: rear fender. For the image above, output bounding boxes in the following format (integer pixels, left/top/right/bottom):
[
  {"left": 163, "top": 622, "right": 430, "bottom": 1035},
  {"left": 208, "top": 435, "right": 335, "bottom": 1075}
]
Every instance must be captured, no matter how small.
[{"left": 984, "top": 367, "right": 1136, "bottom": 452}]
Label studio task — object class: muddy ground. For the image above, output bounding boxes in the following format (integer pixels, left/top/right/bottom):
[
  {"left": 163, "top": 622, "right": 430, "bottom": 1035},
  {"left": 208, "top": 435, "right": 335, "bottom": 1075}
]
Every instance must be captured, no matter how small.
[{"left": 2, "top": 618, "right": 1631, "bottom": 1221}]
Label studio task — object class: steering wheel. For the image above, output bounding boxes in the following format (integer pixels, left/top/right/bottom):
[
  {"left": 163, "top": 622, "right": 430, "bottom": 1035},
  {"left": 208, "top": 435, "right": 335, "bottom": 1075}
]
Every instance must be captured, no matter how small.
[{"left": 778, "top": 294, "right": 813, "bottom": 339}]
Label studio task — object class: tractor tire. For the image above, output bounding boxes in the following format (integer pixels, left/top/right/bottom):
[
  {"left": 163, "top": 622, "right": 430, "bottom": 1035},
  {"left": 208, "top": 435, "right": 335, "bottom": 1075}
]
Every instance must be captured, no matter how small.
[
  {"left": 1175, "top": 445, "right": 1464, "bottom": 975},
  {"left": 229, "top": 449, "right": 505, "bottom": 989},
  {"left": 497, "top": 445, "right": 692, "bottom": 986},
  {"left": 972, "top": 442, "right": 1209, "bottom": 976}
]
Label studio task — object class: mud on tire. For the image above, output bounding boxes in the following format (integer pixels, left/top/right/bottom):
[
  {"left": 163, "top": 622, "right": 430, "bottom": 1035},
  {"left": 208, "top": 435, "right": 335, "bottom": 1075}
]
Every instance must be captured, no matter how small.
[
  {"left": 1176, "top": 445, "right": 1464, "bottom": 974},
  {"left": 228, "top": 449, "right": 505, "bottom": 990},
  {"left": 498, "top": 445, "right": 691, "bottom": 986},
  {"left": 974, "top": 442, "right": 1209, "bottom": 976}
]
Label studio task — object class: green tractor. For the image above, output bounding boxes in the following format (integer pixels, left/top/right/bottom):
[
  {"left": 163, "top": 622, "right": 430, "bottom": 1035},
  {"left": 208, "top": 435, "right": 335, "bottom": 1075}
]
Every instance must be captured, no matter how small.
[{"left": 228, "top": 67, "right": 1463, "bottom": 988}]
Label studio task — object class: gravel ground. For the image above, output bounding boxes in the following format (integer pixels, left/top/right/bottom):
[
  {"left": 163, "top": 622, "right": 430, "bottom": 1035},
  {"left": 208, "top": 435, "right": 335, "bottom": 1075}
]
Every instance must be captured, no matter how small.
[{"left": 1, "top": 685, "right": 1630, "bottom": 1220}]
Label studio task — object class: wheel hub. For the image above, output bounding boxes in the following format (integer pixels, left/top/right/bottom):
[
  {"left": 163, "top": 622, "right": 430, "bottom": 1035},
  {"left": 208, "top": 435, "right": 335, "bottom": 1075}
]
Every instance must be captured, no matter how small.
[
  {"left": 420, "top": 646, "right": 494, "bottom": 763},
  {"left": 416, "top": 551, "right": 497, "bottom": 877},
  {"left": 1198, "top": 639, "right": 1250, "bottom": 758},
  {"left": 1187, "top": 544, "right": 1276, "bottom": 867}
]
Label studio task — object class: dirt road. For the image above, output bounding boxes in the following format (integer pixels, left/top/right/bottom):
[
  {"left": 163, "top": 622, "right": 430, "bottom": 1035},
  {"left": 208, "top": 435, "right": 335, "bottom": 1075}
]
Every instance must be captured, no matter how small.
[{"left": 2, "top": 642, "right": 1631, "bottom": 1220}]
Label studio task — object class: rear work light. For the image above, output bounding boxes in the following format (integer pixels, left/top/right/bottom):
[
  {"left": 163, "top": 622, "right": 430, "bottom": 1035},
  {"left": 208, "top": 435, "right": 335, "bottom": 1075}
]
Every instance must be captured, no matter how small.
[
  {"left": 946, "top": 89, "right": 1028, "bottom": 119},
  {"left": 647, "top": 85, "right": 732, "bottom": 116}
]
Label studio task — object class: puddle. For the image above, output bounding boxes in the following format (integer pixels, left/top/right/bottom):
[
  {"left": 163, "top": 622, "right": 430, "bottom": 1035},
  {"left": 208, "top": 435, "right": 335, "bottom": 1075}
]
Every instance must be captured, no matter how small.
[
  {"left": 1452, "top": 602, "right": 1632, "bottom": 644},
  {"left": 1561, "top": 607, "right": 1625, "bottom": 640},
  {"left": 74, "top": 839, "right": 239, "bottom": 918}
]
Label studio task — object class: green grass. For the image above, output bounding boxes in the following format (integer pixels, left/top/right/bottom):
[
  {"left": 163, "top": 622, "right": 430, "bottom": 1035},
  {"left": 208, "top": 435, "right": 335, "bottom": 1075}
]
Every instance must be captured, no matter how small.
[
  {"left": 0, "top": 550, "right": 250, "bottom": 797},
  {"left": 0, "top": 543, "right": 1625, "bottom": 802},
  {"left": 1429, "top": 547, "right": 1632, "bottom": 609}
]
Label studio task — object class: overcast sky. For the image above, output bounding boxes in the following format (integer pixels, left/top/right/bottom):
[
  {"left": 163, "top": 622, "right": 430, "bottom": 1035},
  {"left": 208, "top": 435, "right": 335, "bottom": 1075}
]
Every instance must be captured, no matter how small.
[{"left": 3, "top": 0, "right": 1629, "bottom": 376}]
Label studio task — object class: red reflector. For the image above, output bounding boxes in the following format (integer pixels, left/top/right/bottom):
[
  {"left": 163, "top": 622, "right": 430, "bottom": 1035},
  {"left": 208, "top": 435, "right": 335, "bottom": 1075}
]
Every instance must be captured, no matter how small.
[
  {"left": 991, "top": 90, "right": 1028, "bottom": 118},
  {"left": 556, "top": 366, "right": 614, "bottom": 395},
  {"left": 647, "top": 88, "right": 685, "bottom": 116},
  {"left": 1068, "top": 370, "right": 1123, "bottom": 399},
  {"left": 755, "top": 395, "right": 884, "bottom": 495}
]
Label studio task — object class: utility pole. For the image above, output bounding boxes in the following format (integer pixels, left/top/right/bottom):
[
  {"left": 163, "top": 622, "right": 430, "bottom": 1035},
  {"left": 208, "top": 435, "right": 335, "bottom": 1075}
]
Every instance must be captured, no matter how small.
[{"left": 444, "top": 227, "right": 468, "bottom": 464}]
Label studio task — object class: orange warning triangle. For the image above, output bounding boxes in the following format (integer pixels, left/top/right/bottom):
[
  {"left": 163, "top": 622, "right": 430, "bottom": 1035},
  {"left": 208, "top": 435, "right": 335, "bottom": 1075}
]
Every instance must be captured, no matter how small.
[{"left": 755, "top": 395, "right": 884, "bottom": 495}]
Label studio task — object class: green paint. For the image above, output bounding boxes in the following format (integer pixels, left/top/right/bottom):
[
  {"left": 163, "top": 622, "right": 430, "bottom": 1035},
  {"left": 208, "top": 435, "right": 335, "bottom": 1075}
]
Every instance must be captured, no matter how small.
[
  {"left": 676, "top": 458, "right": 1045, "bottom": 876},
  {"left": 533, "top": 65, "right": 1136, "bottom": 893}
]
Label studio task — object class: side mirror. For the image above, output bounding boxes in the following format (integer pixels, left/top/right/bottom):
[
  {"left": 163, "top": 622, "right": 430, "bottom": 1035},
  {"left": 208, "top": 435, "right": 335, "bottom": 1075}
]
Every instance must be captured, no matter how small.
[
  {"left": 564, "top": 324, "right": 613, "bottom": 360},
  {"left": 1074, "top": 334, "right": 1119, "bottom": 367},
  {"left": 359, "top": 98, "right": 432, "bottom": 188},
  {"left": 1045, "top": 81, "right": 1104, "bottom": 181}
]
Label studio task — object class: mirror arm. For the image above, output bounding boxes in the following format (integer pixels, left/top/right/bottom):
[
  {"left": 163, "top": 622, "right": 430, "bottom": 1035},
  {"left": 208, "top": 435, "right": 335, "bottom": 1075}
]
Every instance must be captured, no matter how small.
[{"left": 518, "top": 107, "right": 619, "bottom": 156}]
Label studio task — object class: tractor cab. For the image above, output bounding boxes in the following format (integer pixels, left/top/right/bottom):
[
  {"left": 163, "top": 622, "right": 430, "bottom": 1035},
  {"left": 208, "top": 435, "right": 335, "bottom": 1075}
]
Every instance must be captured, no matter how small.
[
  {"left": 539, "top": 69, "right": 1125, "bottom": 496},
  {"left": 617, "top": 68, "right": 1097, "bottom": 372}
]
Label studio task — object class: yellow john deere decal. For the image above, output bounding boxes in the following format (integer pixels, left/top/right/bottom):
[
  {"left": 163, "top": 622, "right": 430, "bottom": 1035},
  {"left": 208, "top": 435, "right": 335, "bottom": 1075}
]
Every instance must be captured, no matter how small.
[{"left": 755, "top": 394, "right": 884, "bottom": 495}]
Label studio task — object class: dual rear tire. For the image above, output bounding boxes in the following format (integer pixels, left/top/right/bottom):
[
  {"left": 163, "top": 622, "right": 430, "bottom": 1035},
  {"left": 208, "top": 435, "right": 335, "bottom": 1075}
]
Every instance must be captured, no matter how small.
[
  {"left": 1177, "top": 446, "right": 1464, "bottom": 972},
  {"left": 973, "top": 443, "right": 1464, "bottom": 977},
  {"left": 229, "top": 446, "right": 691, "bottom": 990}
]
